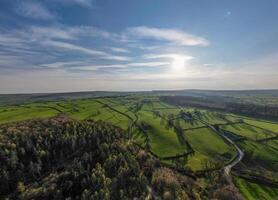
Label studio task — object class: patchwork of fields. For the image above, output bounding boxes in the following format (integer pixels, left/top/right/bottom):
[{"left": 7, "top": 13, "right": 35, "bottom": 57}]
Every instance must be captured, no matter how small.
[{"left": 0, "top": 95, "right": 277, "bottom": 200}]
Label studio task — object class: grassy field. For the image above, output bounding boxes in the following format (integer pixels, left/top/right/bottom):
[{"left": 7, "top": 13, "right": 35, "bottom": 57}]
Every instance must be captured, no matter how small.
[
  {"left": 191, "top": 110, "right": 237, "bottom": 124},
  {"left": 178, "top": 119, "right": 205, "bottom": 129},
  {"left": 228, "top": 114, "right": 278, "bottom": 133},
  {"left": 0, "top": 104, "right": 59, "bottom": 124},
  {"left": 243, "top": 118, "right": 278, "bottom": 134},
  {"left": 0, "top": 95, "right": 278, "bottom": 198},
  {"left": 0, "top": 96, "right": 277, "bottom": 168},
  {"left": 184, "top": 127, "right": 236, "bottom": 170},
  {"left": 137, "top": 110, "right": 189, "bottom": 157},
  {"left": 265, "top": 139, "right": 278, "bottom": 150},
  {"left": 220, "top": 123, "right": 275, "bottom": 140},
  {"left": 237, "top": 140, "right": 278, "bottom": 170},
  {"left": 233, "top": 177, "right": 278, "bottom": 200}
]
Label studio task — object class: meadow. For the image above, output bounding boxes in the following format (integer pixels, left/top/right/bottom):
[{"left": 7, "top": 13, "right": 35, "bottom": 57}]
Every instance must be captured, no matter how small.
[{"left": 0, "top": 95, "right": 277, "bottom": 200}]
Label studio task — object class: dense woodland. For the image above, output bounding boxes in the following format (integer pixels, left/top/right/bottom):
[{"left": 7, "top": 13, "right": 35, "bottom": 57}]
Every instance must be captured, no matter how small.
[
  {"left": 0, "top": 116, "right": 244, "bottom": 199},
  {"left": 160, "top": 96, "right": 278, "bottom": 119}
]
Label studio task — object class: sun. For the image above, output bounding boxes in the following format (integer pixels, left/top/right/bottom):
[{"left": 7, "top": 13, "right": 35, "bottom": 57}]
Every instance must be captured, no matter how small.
[{"left": 171, "top": 55, "right": 186, "bottom": 72}]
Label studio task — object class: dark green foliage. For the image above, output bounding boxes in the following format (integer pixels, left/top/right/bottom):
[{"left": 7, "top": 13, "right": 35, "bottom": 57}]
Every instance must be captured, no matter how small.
[
  {"left": 0, "top": 117, "right": 149, "bottom": 199},
  {"left": 160, "top": 95, "right": 278, "bottom": 119}
]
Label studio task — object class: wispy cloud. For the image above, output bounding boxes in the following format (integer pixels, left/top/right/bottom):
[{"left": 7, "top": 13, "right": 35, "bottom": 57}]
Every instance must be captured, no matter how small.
[
  {"left": 15, "top": 1, "right": 55, "bottom": 20},
  {"left": 28, "top": 25, "right": 118, "bottom": 40},
  {"left": 126, "top": 62, "right": 168, "bottom": 67},
  {"left": 29, "top": 26, "right": 76, "bottom": 40},
  {"left": 71, "top": 0, "right": 94, "bottom": 7},
  {"left": 144, "top": 53, "right": 194, "bottom": 61},
  {"left": 0, "top": 24, "right": 131, "bottom": 65},
  {"left": 41, "top": 61, "right": 169, "bottom": 71},
  {"left": 203, "top": 63, "right": 214, "bottom": 66},
  {"left": 42, "top": 40, "right": 131, "bottom": 61},
  {"left": 40, "top": 61, "right": 84, "bottom": 69},
  {"left": 43, "top": 40, "right": 106, "bottom": 56},
  {"left": 0, "top": 33, "right": 26, "bottom": 49},
  {"left": 103, "top": 55, "right": 130, "bottom": 61},
  {"left": 110, "top": 47, "right": 130, "bottom": 53},
  {"left": 56, "top": 0, "right": 95, "bottom": 7},
  {"left": 127, "top": 26, "right": 209, "bottom": 46}
]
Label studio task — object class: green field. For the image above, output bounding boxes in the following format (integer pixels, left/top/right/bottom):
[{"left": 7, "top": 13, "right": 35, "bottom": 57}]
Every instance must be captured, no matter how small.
[
  {"left": 233, "top": 177, "right": 278, "bottom": 200},
  {"left": 0, "top": 95, "right": 278, "bottom": 198},
  {"left": 237, "top": 140, "right": 278, "bottom": 170},
  {"left": 0, "top": 104, "right": 59, "bottom": 124},
  {"left": 137, "top": 110, "right": 189, "bottom": 157},
  {"left": 185, "top": 127, "right": 236, "bottom": 170},
  {"left": 244, "top": 119, "right": 278, "bottom": 134},
  {"left": 191, "top": 110, "right": 237, "bottom": 124},
  {"left": 220, "top": 123, "right": 276, "bottom": 140}
]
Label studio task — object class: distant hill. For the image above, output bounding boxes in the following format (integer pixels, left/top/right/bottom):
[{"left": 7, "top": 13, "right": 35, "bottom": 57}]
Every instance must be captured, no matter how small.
[{"left": 1, "top": 89, "right": 278, "bottom": 106}]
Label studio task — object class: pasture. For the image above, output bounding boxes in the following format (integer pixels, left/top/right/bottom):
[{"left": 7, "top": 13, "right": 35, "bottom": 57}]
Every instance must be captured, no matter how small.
[
  {"left": 233, "top": 177, "right": 278, "bottom": 200},
  {"left": 0, "top": 95, "right": 277, "bottom": 174}
]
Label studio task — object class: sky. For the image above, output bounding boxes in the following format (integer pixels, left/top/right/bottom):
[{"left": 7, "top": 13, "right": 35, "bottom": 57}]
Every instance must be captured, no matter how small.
[{"left": 0, "top": 0, "right": 278, "bottom": 93}]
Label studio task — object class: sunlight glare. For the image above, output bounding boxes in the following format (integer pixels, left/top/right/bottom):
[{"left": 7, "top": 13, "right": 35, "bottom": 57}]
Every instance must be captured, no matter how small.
[{"left": 172, "top": 55, "right": 186, "bottom": 71}]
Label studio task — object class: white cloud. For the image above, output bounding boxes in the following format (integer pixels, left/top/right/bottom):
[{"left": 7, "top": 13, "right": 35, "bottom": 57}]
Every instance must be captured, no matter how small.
[
  {"left": 16, "top": 2, "right": 55, "bottom": 20},
  {"left": 0, "top": 33, "right": 26, "bottom": 49},
  {"left": 126, "top": 62, "right": 168, "bottom": 67},
  {"left": 102, "top": 55, "right": 130, "bottom": 61},
  {"left": 29, "top": 26, "right": 76, "bottom": 40},
  {"left": 71, "top": 64, "right": 124, "bottom": 71},
  {"left": 28, "top": 25, "right": 117, "bottom": 41},
  {"left": 110, "top": 47, "right": 130, "bottom": 53},
  {"left": 203, "top": 63, "right": 214, "bottom": 66},
  {"left": 40, "top": 61, "right": 84, "bottom": 69},
  {"left": 46, "top": 61, "right": 169, "bottom": 71},
  {"left": 0, "top": 24, "right": 132, "bottom": 70},
  {"left": 72, "top": 0, "right": 94, "bottom": 7},
  {"left": 144, "top": 53, "right": 194, "bottom": 61},
  {"left": 127, "top": 26, "right": 209, "bottom": 46},
  {"left": 56, "top": 0, "right": 95, "bottom": 7},
  {"left": 76, "top": 61, "right": 168, "bottom": 69},
  {"left": 42, "top": 40, "right": 131, "bottom": 61},
  {"left": 43, "top": 40, "right": 106, "bottom": 56}
]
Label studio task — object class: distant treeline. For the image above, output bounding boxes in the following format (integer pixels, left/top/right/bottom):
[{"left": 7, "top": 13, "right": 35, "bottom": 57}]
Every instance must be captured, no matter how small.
[{"left": 160, "top": 96, "right": 278, "bottom": 119}]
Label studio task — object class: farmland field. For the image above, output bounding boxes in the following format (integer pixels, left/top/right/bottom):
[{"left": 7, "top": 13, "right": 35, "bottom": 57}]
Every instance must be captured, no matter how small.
[
  {"left": 184, "top": 127, "right": 237, "bottom": 170},
  {"left": 220, "top": 123, "right": 276, "bottom": 140},
  {"left": 233, "top": 177, "right": 278, "bottom": 200},
  {"left": 0, "top": 94, "right": 277, "bottom": 200}
]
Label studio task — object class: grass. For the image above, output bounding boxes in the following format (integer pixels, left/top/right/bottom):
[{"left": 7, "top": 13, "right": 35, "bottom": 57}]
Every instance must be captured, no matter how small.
[
  {"left": 220, "top": 123, "right": 275, "bottom": 140},
  {"left": 178, "top": 119, "right": 205, "bottom": 129},
  {"left": 1, "top": 95, "right": 278, "bottom": 198},
  {"left": 233, "top": 176, "right": 278, "bottom": 200},
  {"left": 244, "top": 118, "right": 278, "bottom": 133},
  {"left": 155, "top": 108, "right": 181, "bottom": 116},
  {"left": 191, "top": 110, "right": 236, "bottom": 124},
  {"left": 0, "top": 99, "right": 133, "bottom": 129},
  {"left": 137, "top": 110, "right": 189, "bottom": 157},
  {"left": 238, "top": 140, "right": 278, "bottom": 164},
  {"left": 0, "top": 104, "right": 59, "bottom": 124},
  {"left": 264, "top": 139, "right": 278, "bottom": 150},
  {"left": 227, "top": 114, "right": 278, "bottom": 133},
  {"left": 184, "top": 127, "right": 236, "bottom": 170}
]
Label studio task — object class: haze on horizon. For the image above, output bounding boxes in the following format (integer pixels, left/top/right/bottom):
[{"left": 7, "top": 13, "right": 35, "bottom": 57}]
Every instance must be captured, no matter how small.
[{"left": 0, "top": 0, "right": 278, "bottom": 94}]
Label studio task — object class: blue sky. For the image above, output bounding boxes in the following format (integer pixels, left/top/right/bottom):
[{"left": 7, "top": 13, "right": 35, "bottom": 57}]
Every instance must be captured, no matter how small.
[{"left": 0, "top": 0, "right": 278, "bottom": 93}]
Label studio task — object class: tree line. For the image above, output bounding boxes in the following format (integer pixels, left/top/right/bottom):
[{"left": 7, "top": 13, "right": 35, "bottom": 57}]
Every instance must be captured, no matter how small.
[{"left": 160, "top": 96, "right": 278, "bottom": 119}]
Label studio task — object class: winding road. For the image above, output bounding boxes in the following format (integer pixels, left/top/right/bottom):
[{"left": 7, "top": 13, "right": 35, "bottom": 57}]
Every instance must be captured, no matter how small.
[
  {"left": 179, "top": 107, "right": 244, "bottom": 175},
  {"left": 96, "top": 101, "right": 245, "bottom": 176},
  {"left": 205, "top": 121, "right": 244, "bottom": 175}
]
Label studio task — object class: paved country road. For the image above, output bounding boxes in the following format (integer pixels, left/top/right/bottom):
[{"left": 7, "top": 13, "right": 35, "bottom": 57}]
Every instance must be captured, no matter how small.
[
  {"left": 196, "top": 117, "right": 244, "bottom": 175},
  {"left": 179, "top": 106, "right": 244, "bottom": 175}
]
